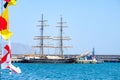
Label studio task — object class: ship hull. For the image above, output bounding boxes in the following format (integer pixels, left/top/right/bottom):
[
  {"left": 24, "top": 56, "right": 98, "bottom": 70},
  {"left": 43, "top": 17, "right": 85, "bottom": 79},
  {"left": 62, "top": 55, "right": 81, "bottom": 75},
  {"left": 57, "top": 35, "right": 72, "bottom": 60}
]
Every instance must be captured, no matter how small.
[{"left": 21, "top": 58, "right": 75, "bottom": 63}]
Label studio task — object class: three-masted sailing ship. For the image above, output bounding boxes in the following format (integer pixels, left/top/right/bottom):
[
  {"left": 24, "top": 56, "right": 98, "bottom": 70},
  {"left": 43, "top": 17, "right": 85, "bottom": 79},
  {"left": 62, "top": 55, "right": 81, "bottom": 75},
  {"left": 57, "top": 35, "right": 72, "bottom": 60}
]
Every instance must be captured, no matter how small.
[{"left": 22, "top": 14, "right": 75, "bottom": 63}]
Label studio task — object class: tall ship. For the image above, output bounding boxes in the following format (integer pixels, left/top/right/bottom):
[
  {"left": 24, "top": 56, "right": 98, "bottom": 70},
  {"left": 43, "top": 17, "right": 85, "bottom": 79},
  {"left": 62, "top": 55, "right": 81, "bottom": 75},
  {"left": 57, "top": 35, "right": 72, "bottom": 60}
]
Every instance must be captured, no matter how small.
[{"left": 22, "top": 14, "right": 75, "bottom": 63}]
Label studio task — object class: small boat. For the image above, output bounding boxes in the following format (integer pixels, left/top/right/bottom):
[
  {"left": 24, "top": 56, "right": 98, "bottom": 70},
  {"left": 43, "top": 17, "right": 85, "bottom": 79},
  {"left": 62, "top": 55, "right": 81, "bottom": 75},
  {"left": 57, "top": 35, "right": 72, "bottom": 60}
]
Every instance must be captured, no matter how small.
[{"left": 75, "top": 49, "right": 103, "bottom": 64}]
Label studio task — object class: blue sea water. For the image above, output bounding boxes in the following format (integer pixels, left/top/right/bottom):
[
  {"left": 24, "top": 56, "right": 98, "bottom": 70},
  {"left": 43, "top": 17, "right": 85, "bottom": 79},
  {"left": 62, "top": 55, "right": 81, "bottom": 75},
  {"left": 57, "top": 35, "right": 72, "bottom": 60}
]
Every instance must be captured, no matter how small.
[{"left": 1, "top": 63, "right": 120, "bottom": 80}]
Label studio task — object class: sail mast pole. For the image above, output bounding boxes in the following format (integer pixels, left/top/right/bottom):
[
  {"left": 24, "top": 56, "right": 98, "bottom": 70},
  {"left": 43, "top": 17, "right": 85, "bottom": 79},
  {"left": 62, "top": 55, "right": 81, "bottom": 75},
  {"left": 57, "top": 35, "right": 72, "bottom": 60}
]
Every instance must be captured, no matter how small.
[
  {"left": 56, "top": 16, "right": 71, "bottom": 59},
  {"left": 37, "top": 14, "right": 48, "bottom": 58},
  {"left": 0, "top": 0, "right": 3, "bottom": 55},
  {"left": 60, "top": 16, "right": 64, "bottom": 58},
  {"left": 0, "top": 0, "right": 3, "bottom": 77},
  {"left": 40, "top": 14, "right": 44, "bottom": 58},
  {"left": 33, "top": 14, "right": 53, "bottom": 58}
]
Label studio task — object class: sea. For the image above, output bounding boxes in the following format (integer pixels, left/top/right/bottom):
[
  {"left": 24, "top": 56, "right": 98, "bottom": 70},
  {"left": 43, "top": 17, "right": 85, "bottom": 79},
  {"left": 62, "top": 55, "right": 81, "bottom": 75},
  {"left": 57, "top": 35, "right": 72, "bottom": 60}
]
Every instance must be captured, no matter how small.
[{"left": 1, "top": 63, "right": 120, "bottom": 80}]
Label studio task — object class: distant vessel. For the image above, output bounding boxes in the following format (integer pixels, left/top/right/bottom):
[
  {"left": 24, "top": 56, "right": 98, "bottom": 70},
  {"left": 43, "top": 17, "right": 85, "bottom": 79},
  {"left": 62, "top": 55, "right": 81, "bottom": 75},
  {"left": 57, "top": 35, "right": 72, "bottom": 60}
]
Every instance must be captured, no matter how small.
[
  {"left": 22, "top": 14, "right": 75, "bottom": 63},
  {"left": 75, "top": 48, "right": 103, "bottom": 64}
]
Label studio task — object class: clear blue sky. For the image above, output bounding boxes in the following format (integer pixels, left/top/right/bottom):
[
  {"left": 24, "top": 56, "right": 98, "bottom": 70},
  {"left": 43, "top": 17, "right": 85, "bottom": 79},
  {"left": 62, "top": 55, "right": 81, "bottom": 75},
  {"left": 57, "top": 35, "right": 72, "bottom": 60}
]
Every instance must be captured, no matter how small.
[{"left": 2, "top": 0, "right": 120, "bottom": 54}]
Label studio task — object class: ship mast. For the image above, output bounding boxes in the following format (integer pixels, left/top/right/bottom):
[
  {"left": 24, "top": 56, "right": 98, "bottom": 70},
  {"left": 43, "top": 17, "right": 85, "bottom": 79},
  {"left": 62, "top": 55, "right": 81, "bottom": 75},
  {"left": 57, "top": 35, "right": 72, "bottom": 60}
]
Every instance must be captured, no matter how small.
[
  {"left": 60, "top": 17, "right": 64, "bottom": 58},
  {"left": 55, "top": 16, "right": 71, "bottom": 59},
  {"left": 33, "top": 14, "right": 52, "bottom": 58},
  {"left": 40, "top": 14, "right": 44, "bottom": 57}
]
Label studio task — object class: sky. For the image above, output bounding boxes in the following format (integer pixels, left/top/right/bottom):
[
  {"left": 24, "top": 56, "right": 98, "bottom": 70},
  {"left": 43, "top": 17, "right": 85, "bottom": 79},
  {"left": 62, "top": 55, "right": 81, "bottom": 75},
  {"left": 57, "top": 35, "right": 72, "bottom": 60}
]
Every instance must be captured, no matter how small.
[{"left": 1, "top": 0, "right": 120, "bottom": 55}]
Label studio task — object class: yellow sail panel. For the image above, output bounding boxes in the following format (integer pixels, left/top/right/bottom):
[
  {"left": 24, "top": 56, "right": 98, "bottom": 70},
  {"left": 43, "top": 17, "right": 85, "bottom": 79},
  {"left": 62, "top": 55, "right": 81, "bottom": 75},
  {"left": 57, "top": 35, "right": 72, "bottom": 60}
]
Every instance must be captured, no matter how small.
[
  {"left": 8, "top": 0, "right": 17, "bottom": 6},
  {"left": 0, "top": 7, "right": 12, "bottom": 40},
  {"left": 0, "top": 30, "right": 13, "bottom": 40}
]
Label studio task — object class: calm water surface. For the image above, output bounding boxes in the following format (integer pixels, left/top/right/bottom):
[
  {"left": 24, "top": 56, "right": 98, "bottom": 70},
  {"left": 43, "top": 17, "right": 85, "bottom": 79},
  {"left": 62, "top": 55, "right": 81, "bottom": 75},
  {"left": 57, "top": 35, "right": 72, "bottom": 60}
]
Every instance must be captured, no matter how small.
[{"left": 1, "top": 63, "right": 120, "bottom": 80}]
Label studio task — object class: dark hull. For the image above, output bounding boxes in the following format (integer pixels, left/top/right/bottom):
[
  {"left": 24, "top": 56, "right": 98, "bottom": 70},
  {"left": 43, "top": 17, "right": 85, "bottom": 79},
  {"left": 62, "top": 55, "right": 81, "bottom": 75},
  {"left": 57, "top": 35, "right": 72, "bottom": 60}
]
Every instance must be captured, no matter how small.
[{"left": 21, "top": 58, "right": 75, "bottom": 63}]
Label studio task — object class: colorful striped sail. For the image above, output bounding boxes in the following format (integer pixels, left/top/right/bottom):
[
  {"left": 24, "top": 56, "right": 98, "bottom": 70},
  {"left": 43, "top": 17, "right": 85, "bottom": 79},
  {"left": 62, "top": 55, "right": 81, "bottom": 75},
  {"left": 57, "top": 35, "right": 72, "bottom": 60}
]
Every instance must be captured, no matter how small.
[{"left": 1, "top": 44, "right": 21, "bottom": 74}]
